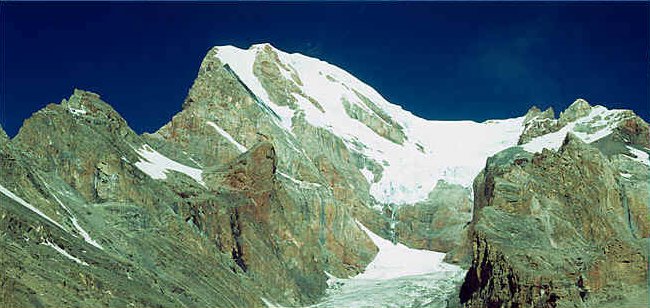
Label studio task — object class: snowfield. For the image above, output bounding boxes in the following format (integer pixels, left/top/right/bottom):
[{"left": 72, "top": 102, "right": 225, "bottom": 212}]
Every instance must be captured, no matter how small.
[
  {"left": 215, "top": 44, "right": 526, "bottom": 205},
  {"left": 133, "top": 144, "right": 206, "bottom": 186}
]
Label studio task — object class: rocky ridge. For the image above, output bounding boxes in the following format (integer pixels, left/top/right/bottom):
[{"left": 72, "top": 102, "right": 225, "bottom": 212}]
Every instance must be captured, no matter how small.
[{"left": 459, "top": 101, "right": 649, "bottom": 307}]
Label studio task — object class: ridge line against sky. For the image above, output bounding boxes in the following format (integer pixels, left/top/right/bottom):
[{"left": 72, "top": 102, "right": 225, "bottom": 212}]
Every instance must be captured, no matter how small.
[{"left": 1, "top": 1, "right": 648, "bottom": 136}]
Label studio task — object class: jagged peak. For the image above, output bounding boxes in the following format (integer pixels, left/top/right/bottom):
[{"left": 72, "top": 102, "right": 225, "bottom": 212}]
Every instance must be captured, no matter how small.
[
  {"left": 211, "top": 43, "right": 280, "bottom": 55},
  {"left": 568, "top": 98, "right": 591, "bottom": 110},
  {"left": 250, "top": 42, "right": 278, "bottom": 51},
  {"left": 523, "top": 106, "right": 542, "bottom": 123},
  {"left": 15, "top": 89, "right": 135, "bottom": 145},
  {"left": 542, "top": 106, "right": 555, "bottom": 118},
  {"left": 61, "top": 89, "right": 106, "bottom": 113},
  {"left": 559, "top": 98, "right": 592, "bottom": 124},
  {"left": 523, "top": 105, "right": 556, "bottom": 125}
]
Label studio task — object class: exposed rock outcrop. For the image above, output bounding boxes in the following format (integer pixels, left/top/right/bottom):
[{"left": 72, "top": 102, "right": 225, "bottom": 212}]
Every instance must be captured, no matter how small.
[
  {"left": 395, "top": 181, "right": 472, "bottom": 253},
  {"left": 199, "top": 142, "right": 377, "bottom": 304},
  {"left": 0, "top": 93, "right": 265, "bottom": 307},
  {"left": 460, "top": 134, "right": 649, "bottom": 307},
  {"left": 519, "top": 106, "right": 558, "bottom": 144},
  {"left": 7, "top": 73, "right": 377, "bottom": 306}
]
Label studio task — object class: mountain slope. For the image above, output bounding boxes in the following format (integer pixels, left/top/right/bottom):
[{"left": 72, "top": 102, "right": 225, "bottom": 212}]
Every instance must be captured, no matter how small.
[
  {"left": 459, "top": 100, "right": 650, "bottom": 307},
  {"left": 1, "top": 43, "right": 648, "bottom": 308},
  {"left": 1, "top": 90, "right": 266, "bottom": 307},
  {"left": 211, "top": 43, "right": 526, "bottom": 205}
]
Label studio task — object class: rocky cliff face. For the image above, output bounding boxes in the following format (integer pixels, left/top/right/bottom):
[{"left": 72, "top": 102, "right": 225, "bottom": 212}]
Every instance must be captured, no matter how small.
[
  {"left": 395, "top": 181, "right": 473, "bottom": 254},
  {"left": 1, "top": 90, "right": 269, "bottom": 307},
  {"left": 460, "top": 107, "right": 650, "bottom": 307},
  {"left": 2, "top": 87, "right": 380, "bottom": 306}
]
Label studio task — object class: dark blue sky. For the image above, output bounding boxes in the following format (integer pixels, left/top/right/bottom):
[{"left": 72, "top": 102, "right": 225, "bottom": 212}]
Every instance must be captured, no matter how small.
[{"left": 2, "top": 2, "right": 648, "bottom": 136}]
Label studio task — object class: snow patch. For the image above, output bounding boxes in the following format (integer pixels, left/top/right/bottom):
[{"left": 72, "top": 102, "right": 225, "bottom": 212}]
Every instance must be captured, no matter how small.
[
  {"left": 134, "top": 144, "right": 205, "bottom": 186},
  {"left": 625, "top": 146, "right": 650, "bottom": 167},
  {"left": 68, "top": 107, "right": 87, "bottom": 116},
  {"left": 316, "top": 222, "right": 465, "bottom": 307},
  {"left": 359, "top": 168, "right": 374, "bottom": 183},
  {"left": 354, "top": 221, "right": 459, "bottom": 280},
  {"left": 206, "top": 121, "right": 248, "bottom": 153},
  {"left": 51, "top": 193, "right": 103, "bottom": 250},
  {"left": 0, "top": 184, "right": 66, "bottom": 231},
  {"left": 215, "top": 46, "right": 295, "bottom": 131},
  {"left": 261, "top": 297, "right": 285, "bottom": 308},
  {"left": 277, "top": 171, "right": 322, "bottom": 189},
  {"left": 42, "top": 239, "right": 89, "bottom": 266}
]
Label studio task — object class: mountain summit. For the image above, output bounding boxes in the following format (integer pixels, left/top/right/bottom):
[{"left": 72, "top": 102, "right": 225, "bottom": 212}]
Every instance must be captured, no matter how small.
[{"left": 1, "top": 44, "right": 648, "bottom": 308}]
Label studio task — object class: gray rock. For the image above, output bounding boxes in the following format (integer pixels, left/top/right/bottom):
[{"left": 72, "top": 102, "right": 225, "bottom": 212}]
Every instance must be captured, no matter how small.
[{"left": 459, "top": 133, "right": 649, "bottom": 308}]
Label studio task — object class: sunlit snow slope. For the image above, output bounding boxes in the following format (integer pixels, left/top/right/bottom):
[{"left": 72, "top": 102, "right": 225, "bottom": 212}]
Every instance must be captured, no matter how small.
[{"left": 214, "top": 43, "right": 525, "bottom": 205}]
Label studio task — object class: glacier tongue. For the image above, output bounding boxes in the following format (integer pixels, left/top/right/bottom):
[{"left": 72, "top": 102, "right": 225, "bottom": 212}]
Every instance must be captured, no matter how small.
[
  {"left": 315, "top": 222, "right": 465, "bottom": 308},
  {"left": 214, "top": 43, "right": 526, "bottom": 205},
  {"left": 353, "top": 221, "right": 460, "bottom": 280}
]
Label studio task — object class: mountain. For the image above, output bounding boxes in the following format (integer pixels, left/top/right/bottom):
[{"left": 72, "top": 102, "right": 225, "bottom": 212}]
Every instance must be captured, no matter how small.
[{"left": 1, "top": 43, "right": 648, "bottom": 308}]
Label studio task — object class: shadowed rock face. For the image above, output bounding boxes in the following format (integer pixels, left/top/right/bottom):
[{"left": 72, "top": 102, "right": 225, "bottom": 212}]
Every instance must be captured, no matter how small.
[
  {"left": 460, "top": 134, "right": 649, "bottom": 308},
  {"left": 199, "top": 142, "right": 377, "bottom": 304}
]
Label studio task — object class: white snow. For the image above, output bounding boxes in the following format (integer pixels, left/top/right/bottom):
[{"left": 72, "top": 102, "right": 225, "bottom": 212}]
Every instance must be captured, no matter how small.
[
  {"left": 206, "top": 121, "right": 248, "bottom": 153},
  {"left": 213, "top": 44, "right": 639, "bottom": 205},
  {"left": 315, "top": 222, "right": 465, "bottom": 307},
  {"left": 184, "top": 152, "right": 203, "bottom": 168},
  {"left": 354, "top": 221, "right": 459, "bottom": 280},
  {"left": 0, "top": 184, "right": 66, "bottom": 230},
  {"left": 68, "top": 107, "right": 87, "bottom": 116},
  {"left": 277, "top": 171, "right": 322, "bottom": 189},
  {"left": 215, "top": 45, "right": 295, "bottom": 131},
  {"left": 261, "top": 297, "right": 284, "bottom": 308},
  {"left": 213, "top": 43, "right": 526, "bottom": 205},
  {"left": 521, "top": 106, "right": 623, "bottom": 153},
  {"left": 42, "top": 239, "right": 89, "bottom": 266},
  {"left": 625, "top": 146, "right": 650, "bottom": 166},
  {"left": 51, "top": 193, "right": 103, "bottom": 250},
  {"left": 134, "top": 144, "right": 206, "bottom": 186}
]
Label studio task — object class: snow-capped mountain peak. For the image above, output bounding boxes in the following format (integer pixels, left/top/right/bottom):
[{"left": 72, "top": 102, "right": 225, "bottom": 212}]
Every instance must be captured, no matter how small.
[
  {"left": 206, "top": 43, "right": 647, "bottom": 206},
  {"left": 212, "top": 43, "right": 526, "bottom": 205}
]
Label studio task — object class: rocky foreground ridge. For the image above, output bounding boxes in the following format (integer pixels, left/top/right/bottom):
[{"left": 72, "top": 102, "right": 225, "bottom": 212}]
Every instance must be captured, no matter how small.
[{"left": 1, "top": 44, "right": 648, "bottom": 307}]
